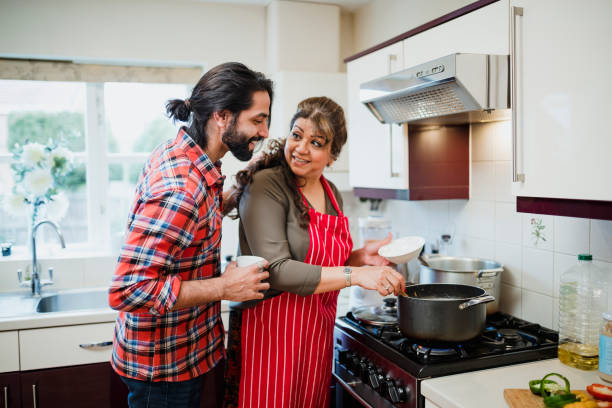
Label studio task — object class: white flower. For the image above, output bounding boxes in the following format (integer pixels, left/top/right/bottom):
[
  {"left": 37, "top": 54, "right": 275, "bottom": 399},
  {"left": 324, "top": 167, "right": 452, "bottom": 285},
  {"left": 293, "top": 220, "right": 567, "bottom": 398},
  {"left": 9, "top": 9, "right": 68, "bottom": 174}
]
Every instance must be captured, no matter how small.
[
  {"left": 21, "top": 143, "right": 47, "bottom": 167},
  {"left": 2, "top": 192, "right": 28, "bottom": 216},
  {"left": 24, "top": 167, "right": 54, "bottom": 196},
  {"left": 48, "top": 146, "right": 73, "bottom": 170},
  {"left": 44, "top": 192, "right": 69, "bottom": 221}
]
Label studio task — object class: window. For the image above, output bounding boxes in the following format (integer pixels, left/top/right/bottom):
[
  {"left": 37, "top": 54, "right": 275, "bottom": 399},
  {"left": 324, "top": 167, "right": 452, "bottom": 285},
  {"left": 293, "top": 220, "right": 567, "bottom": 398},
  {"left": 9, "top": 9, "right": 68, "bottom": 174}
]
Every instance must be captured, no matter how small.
[{"left": 0, "top": 59, "right": 201, "bottom": 255}]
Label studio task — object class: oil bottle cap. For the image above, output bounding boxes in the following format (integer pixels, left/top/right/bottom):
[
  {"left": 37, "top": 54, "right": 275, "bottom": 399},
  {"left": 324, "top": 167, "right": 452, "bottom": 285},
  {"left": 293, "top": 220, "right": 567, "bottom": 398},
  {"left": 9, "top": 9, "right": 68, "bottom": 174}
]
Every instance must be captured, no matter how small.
[{"left": 578, "top": 254, "right": 593, "bottom": 261}]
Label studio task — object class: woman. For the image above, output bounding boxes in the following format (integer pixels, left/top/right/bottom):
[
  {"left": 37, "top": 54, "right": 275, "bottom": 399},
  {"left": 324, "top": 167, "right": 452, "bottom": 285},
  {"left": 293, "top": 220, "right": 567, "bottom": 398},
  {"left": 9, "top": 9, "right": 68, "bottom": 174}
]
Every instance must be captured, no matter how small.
[{"left": 224, "top": 97, "right": 405, "bottom": 408}]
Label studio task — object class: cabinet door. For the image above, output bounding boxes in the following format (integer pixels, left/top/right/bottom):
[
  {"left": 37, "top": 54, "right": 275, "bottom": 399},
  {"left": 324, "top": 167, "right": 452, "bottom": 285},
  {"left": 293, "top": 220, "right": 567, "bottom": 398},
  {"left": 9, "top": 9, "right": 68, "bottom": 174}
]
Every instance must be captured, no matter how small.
[
  {"left": 510, "top": 0, "right": 612, "bottom": 201},
  {"left": 403, "top": 0, "right": 509, "bottom": 68},
  {"left": 0, "top": 372, "right": 20, "bottom": 408},
  {"left": 20, "top": 362, "right": 128, "bottom": 408},
  {"left": 347, "top": 42, "right": 409, "bottom": 189}
]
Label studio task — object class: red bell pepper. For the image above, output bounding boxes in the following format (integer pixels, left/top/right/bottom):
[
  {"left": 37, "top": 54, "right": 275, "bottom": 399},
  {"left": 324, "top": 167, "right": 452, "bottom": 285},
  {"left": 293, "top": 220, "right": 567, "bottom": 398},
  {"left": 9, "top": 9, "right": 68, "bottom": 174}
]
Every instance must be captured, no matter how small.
[{"left": 587, "top": 384, "right": 612, "bottom": 401}]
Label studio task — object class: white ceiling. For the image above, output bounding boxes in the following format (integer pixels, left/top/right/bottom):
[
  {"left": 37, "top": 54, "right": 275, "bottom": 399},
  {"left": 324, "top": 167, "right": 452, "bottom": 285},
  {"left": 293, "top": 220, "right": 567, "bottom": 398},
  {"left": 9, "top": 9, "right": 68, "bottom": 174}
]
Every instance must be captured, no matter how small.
[{"left": 198, "top": 0, "right": 370, "bottom": 12}]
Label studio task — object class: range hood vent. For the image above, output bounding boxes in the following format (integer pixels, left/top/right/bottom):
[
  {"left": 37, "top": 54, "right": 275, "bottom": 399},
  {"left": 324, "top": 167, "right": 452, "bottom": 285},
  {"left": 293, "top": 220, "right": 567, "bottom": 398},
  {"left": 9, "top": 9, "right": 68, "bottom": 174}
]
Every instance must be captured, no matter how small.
[{"left": 360, "top": 53, "right": 510, "bottom": 125}]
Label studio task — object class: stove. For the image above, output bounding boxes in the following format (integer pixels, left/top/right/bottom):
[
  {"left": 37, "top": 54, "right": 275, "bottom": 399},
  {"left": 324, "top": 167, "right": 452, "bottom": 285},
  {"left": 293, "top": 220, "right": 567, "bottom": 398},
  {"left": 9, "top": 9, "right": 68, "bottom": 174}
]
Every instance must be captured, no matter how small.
[{"left": 332, "top": 311, "right": 558, "bottom": 407}]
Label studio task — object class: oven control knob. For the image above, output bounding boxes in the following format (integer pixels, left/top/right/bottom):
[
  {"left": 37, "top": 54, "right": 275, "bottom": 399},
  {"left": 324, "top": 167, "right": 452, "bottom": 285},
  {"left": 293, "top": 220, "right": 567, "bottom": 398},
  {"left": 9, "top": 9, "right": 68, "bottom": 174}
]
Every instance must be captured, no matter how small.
[
  {"left": 384, "top": 377, "right": 400, "bottom": 404},
  {"left": 366, "top": 366, "right": 380, "bottom": 390},
  {"left": 358, "top": 359, "right": 370, "bottom": 381},
  {"left": 350, "top": 354, "right": 361, "bottom": 372},
  {"left": 337, "top": 349, "right": 350, "bottom": 366},
  {"left": 396, "top": 381, "right": 410, "bottom": 402}
]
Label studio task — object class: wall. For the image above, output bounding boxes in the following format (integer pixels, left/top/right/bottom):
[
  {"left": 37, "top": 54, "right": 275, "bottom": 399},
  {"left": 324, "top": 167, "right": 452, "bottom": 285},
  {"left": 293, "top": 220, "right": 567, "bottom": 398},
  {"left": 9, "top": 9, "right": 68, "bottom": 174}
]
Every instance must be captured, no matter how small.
[
  {"left": 0, "top": 0, "right": 267, "bottom": 71},
  {"left": 352, "top": 0, "right": 473, "bottom": 53},
  {"left": 341, "top": 120, "right": 612, "bottom": 330}
]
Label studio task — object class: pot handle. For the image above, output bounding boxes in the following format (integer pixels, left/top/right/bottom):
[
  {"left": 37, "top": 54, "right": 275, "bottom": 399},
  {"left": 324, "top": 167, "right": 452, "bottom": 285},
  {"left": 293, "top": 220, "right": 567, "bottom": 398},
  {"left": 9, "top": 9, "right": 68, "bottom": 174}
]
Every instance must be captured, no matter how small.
[
  {"left": 477, "top": 269, "right": 502, "bottom": 278},
  {"left": 458, "top": 295, "right": 496, "bottom": 310}
]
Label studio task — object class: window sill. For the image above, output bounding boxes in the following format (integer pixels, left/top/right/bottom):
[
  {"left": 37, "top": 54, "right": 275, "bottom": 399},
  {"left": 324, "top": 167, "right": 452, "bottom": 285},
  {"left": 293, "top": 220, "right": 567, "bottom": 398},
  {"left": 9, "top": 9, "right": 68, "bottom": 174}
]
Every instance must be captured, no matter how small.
[{"left": 0, "top": 245, "right": 115, "bottom": 263}]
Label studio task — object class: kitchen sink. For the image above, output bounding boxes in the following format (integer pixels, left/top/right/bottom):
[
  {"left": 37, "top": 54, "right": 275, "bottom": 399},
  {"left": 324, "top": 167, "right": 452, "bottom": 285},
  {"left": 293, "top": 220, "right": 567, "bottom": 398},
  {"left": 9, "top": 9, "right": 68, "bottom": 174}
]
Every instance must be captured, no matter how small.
[{"left": 36, "top": 288, "right": 110, "bottom": 313}]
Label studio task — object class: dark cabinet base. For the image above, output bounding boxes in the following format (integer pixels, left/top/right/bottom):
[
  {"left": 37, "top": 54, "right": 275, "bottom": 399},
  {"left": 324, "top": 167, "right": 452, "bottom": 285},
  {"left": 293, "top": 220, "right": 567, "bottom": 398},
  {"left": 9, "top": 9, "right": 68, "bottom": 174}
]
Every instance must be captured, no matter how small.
[{"left": 20, "top": 363, "right": 128, "bottom": 408}]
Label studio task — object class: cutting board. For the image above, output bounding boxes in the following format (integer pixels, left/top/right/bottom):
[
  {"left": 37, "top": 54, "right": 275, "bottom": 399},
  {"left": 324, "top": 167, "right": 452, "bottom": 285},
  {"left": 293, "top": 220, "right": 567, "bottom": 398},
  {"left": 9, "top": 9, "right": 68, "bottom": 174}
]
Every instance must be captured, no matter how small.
[
  {"left": 504, "top": 389, "right": 588, "bottom": 408},
  {"left": 504, "top": 389, "right": 545, "bottom": 408}
]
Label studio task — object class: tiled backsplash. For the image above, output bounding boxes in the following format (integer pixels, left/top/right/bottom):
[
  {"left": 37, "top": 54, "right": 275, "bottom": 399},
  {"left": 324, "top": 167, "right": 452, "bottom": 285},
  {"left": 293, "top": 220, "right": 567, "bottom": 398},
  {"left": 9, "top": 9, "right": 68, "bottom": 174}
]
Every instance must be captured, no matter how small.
[{"left": 341, "top": 120, "right": 612, "bottom": 330}]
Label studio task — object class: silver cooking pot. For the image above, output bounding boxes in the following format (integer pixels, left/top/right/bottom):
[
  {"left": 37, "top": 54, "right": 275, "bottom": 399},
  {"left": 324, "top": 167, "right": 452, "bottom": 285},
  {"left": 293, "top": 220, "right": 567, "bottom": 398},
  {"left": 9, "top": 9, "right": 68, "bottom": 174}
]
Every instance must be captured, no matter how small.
[{"left": 418, "top": 255, "right": 503, "bottom": 314}]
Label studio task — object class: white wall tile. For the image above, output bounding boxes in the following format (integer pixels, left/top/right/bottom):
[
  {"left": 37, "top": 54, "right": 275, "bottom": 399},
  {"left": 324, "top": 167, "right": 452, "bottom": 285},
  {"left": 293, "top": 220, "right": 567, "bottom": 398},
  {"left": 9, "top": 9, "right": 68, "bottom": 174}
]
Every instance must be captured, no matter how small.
[
  {"left": 455, "top": 236, "right": 495, "bottom": 259},
  {"left": 523, "top": 213, "right": 554, "bottom": 251},
  {"left": 522, "top": 289, "right": 553, "bottom": 328},
  {"left": 553, "top": 216, "right": 589, "bottom": 255},
  {"left": 471, "top": 162, "right": 496, "bottom": 201},
  {"left": 472, "top": 123, "right": 497, "bottom": 161},
  {"left": 85, "top": 257, "right": 116, "bottom": 287},
  {"left": 467, "top": 201, "right": 495, "bottom": 240},
  {"left": 552, "top": 297, "right": 559, "bottom": 331},
  {"left": 496, "top": 242, "right": 522, "bottom": 287},
  {"left": 449, "top": 200, "right": 469, "bottom": 237},
  {"left": 492, "top": 120, "right": 512, "bottom": 161},
  {"left": 591, "top": 220, "right": 612, "bottom": 262},
  {"left": 523, "top": 247, "right": 554, "bottom": 296},
  {"left": 495, "top": 203, "right": 522, "bottom": 244},
  {"left": 553, "top": 253, "right": 576, "bottom": 300},
  {"left": 494, "top": 161, "right": 513, "bottom": 203},
  {"left": 500, "top": 283, "right": 522, "bottom": 318}
]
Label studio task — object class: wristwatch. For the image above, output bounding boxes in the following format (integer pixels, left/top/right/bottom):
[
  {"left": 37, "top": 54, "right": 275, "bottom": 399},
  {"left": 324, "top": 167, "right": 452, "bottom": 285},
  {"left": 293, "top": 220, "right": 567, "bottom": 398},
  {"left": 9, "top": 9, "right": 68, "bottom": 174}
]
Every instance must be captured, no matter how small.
[{"left": 344, "top": 267, "right": 352, "bottom": 287}]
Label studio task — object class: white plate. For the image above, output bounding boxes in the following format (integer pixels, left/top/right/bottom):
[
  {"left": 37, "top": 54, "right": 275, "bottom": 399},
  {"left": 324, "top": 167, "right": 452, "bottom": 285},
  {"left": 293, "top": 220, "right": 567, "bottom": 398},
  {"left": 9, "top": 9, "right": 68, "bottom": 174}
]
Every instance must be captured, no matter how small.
[{"left": 378, "top": 236, "right": 425, "bottom": 264}]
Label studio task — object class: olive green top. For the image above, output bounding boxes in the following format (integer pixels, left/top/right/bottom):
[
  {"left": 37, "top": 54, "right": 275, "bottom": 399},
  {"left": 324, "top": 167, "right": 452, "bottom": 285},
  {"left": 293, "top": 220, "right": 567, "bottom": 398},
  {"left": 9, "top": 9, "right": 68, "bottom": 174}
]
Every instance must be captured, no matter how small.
[{"left": 235, "top": 166, "right": 343, "bottom": 308}]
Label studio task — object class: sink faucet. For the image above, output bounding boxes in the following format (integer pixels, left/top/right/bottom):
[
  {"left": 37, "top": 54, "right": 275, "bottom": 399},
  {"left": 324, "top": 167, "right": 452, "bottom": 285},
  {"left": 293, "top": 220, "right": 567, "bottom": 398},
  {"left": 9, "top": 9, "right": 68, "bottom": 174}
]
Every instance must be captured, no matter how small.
[{"left": 17, "top": 220, "right": 66, "bottom": 296}]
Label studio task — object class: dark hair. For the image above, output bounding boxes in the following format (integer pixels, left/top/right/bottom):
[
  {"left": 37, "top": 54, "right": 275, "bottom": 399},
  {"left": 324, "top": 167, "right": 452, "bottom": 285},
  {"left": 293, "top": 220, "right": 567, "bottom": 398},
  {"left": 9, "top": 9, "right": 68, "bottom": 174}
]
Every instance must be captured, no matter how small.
[
  {"left": 233, "top": 96, "right": 347, "bottom": 228},
  {"left": 166, "top": 62, "right": 274, "bottom": 150}
]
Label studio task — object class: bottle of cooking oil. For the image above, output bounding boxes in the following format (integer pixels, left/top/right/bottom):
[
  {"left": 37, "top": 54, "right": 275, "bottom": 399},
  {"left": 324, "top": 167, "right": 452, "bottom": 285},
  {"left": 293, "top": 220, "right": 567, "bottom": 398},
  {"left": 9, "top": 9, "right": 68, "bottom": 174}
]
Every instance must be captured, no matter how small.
[{"left": 558, "top": 254, "right": 609, "bottom": 370}]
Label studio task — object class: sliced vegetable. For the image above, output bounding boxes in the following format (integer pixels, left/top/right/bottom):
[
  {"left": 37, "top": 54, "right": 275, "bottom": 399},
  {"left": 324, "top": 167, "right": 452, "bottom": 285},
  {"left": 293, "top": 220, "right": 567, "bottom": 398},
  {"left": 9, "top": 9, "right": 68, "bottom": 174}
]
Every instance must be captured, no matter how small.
[
  {"left": 573, "top": 390, "right": 594, "bottom": 402},
  {"left": 587, "top": 384, "right": 612, "bottom": 401},
  {"left": 543, "top": 393, "right": 579, "bottom": 407},
  {"left": 563, "top": 401, "right": 599, "bottom": 408},
  {"left": 530, "top": 379, "right": 563, "bottom": 396},
  {"left": 596, "top": 402, "right": 612, "bottom": 407}
]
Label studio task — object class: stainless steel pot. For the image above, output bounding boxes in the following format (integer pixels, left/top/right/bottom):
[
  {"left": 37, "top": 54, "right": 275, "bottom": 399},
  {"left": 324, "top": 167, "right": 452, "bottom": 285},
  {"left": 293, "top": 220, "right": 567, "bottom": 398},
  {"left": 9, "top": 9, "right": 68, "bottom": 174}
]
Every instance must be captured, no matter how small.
[
  {"left": 398, "top": 283, "right": 495, "bottom": 342},
  {"left": 418, "top": 255, "right": 503, "bottom": 314}
]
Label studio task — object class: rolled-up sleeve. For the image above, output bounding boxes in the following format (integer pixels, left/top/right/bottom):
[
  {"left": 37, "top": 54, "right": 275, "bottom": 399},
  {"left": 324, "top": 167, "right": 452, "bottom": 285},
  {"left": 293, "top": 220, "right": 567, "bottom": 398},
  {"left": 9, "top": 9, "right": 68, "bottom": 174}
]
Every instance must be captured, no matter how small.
[
  {"left": 239, "top": 172, "right": 321, "bottom": 296},
  {"left": 109, "top": 188, "right": 198, "bottom": 315}
]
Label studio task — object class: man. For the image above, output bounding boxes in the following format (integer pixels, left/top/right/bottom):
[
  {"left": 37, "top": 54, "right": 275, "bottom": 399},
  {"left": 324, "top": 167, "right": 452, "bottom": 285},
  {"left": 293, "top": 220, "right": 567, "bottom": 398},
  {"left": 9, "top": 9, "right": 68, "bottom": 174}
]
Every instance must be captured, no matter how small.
[{"left": 108, "top": 62, "right": 274, "bottom": 408}]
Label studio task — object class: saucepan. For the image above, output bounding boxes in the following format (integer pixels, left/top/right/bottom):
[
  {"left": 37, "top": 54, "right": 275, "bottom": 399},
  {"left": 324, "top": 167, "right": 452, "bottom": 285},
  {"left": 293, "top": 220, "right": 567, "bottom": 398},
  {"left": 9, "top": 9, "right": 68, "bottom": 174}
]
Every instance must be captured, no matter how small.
[{"left": 398, "top": 283, "right": 495, "bottom": 342}]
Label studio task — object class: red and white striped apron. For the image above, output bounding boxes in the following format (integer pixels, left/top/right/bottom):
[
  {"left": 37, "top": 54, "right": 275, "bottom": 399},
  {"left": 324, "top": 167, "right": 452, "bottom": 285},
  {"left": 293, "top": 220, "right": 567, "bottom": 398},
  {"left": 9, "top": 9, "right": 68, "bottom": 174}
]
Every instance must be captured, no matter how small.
[{"left": 239, "top": 176, "right": 353, "bottom": 408}]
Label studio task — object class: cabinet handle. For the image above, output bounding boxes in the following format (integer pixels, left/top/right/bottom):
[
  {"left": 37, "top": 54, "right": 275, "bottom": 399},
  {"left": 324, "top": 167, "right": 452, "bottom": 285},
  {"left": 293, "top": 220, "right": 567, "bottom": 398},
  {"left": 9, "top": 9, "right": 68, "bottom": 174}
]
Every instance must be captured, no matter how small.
[
  {"left": 79, "top": 340, "right": 113, "bottom": 349},
  {"left": 32, "top": 384, "right": 37, "bottom": 408},
  {"left": 511, "top": 6, "right": 525, "bottom": 182},
  {"left": 3, "top": 386, "right": 7, "bottom": 408},
  {"left": 389, "top": 126, "right": 400, "bottom": 178}
]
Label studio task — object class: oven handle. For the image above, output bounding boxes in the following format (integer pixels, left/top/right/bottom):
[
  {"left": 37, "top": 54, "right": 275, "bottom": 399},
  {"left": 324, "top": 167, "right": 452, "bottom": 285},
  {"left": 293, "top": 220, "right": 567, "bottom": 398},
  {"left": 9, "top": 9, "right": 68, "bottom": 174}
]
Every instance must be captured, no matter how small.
[{"left": 333, "top": 372, "right": 373, "bottom": 407}]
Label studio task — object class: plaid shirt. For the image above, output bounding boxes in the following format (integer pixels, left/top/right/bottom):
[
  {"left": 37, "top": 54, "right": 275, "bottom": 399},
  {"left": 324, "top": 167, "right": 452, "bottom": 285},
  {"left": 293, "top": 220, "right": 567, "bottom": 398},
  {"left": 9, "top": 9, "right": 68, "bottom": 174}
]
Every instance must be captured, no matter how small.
[{"left": 109, "top": 128, "right": 225, "bottom": 382}]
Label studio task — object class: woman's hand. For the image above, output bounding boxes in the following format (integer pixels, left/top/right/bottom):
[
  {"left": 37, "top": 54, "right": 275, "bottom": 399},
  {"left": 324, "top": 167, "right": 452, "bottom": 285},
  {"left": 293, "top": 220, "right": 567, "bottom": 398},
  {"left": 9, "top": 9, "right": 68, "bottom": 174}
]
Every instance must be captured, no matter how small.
[
  {"left": 353, "top": 265, "right": 405, "bottom": 296},
  {"left": 348, "top": 233, "right": 394, "bottom": 267}
]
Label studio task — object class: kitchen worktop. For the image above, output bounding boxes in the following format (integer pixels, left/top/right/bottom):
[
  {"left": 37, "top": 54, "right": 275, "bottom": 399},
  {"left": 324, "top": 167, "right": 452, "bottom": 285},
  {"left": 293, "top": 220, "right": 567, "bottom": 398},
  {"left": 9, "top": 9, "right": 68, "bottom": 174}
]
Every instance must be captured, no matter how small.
[
  {"left": 0, "top": 290, "right": 231, "bottom": 331},
  {"left": 421, "top": 358, "right": 603, "bottom": 408}
]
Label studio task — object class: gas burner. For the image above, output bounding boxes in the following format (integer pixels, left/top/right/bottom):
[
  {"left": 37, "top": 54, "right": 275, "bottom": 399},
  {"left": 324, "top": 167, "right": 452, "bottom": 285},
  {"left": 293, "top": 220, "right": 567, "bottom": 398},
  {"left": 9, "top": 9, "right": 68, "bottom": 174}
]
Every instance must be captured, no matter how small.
[{"left": 499, "top": 329, "right": 524, "bottom": 345}]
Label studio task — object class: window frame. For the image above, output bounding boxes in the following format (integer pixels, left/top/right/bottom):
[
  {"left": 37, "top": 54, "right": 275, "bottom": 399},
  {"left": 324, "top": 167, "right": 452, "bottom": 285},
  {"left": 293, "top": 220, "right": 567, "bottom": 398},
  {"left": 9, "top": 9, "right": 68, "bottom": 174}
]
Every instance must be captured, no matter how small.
[{"left": 0, "top": 60, "right": 202, "bottom": 257}]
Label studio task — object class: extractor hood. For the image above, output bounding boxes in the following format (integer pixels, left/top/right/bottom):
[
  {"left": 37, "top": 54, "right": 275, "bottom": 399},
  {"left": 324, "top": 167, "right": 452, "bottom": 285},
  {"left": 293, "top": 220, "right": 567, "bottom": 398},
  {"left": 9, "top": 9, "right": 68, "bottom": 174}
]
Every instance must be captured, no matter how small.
[{"left": 360, "top": 53, "right": 510, "bottom": 125}]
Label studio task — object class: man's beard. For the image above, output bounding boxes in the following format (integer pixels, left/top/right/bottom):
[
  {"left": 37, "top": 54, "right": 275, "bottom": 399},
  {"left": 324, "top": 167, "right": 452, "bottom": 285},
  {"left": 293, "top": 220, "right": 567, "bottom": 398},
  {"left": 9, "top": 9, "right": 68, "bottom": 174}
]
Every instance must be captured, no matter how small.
[{"left": 221, "top": 117, "right": 263, "bottom": 161}]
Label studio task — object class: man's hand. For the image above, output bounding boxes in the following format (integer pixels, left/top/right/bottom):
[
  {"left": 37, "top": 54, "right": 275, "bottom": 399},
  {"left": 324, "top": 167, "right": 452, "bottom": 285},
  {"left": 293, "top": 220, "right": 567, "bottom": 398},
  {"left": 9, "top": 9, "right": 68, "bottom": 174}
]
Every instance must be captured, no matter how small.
[{"left": 220, "top": 261, "right": 270, "bottom": 301}]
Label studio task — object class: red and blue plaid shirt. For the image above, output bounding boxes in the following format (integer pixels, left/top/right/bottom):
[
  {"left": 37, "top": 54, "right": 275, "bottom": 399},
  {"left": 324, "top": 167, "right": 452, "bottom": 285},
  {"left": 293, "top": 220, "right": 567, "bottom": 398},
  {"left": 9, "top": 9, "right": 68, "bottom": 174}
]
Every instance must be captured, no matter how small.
[{"left": 109, "top": 128, "right": 225, "bottom": 382}]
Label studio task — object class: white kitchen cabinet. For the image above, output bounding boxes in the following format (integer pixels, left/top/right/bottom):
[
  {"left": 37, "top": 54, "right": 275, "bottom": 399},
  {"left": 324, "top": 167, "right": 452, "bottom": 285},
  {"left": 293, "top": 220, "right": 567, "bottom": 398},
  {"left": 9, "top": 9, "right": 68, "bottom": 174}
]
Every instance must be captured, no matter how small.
[
  {"left": 510, "top": 0, "right": 612, "bottom": 201},
  {"left": 0, "top": 331, "right": 19, "bottom": 373},
  {"left": 347, "top": 42, "right": 409, "bottom": 190},
  {"left": 19, "top": 322, "right": 115, "bottom": 371},
  {"left": 402, "top": 0, "right": 509, "bottom": 68}
]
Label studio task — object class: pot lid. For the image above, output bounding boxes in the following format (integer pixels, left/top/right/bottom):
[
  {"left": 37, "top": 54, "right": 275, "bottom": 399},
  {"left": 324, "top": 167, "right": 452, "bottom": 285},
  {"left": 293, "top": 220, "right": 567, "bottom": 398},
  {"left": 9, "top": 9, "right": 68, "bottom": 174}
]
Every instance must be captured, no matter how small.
[{"left": 352, "top": 298, "right": 398, "bottom": 326}]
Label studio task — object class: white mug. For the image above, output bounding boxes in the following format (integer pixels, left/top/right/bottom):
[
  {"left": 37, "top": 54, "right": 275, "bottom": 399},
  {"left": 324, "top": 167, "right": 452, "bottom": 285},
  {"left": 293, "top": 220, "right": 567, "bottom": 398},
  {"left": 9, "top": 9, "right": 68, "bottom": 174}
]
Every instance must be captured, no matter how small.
[{"left": 236, "top": 255, "right": 266, "bottom": 268}]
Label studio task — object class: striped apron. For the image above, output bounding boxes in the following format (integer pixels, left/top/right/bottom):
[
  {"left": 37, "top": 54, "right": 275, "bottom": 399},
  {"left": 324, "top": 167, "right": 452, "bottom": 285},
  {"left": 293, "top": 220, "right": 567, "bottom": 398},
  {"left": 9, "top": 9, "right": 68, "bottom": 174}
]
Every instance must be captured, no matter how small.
[{"left": 238, "top": 176, "right": 353, "bottom": 408}]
